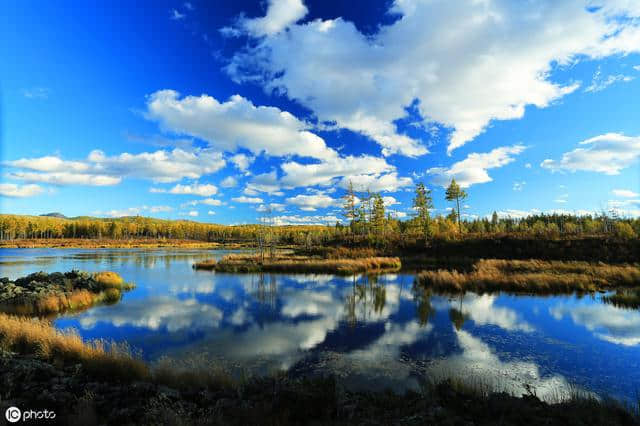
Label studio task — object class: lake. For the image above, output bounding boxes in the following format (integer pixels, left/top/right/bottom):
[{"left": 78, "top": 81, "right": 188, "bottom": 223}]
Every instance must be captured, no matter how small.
[{"left": 1, "top": 248, "right": 639, "bottom": 403}]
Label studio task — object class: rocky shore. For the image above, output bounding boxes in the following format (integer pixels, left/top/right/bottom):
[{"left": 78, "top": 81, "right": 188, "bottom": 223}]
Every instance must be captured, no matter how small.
[{"left": 0, "top": 271, "right": 134, "bottom": 315}]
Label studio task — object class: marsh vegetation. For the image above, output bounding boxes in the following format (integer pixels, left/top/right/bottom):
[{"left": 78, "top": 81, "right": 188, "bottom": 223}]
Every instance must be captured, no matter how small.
[
  {"left": 0, "top": 270, "right": 134, "bottom": 315},
  {"left": 416, "top": 259, "right": 640, "bottom": 294},
  {"left": 195, "top": 253, "right": 402, "bottom": 274}
]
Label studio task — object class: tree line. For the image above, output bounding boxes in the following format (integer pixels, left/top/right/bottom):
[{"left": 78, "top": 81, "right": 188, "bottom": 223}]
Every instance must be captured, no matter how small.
[{"left": 0, "top": 179, "right": 637, "bottom": 245}]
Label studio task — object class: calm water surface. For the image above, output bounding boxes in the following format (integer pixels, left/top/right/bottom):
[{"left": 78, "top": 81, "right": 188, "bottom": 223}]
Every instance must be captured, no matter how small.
[{"left": 1, "top": 248, "right": 639, "bottom": 402}]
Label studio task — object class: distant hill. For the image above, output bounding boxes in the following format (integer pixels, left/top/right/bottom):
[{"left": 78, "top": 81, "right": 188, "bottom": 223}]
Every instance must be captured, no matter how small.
[{"left": 40, "top": 212, "right": 67, "bottom": 219}]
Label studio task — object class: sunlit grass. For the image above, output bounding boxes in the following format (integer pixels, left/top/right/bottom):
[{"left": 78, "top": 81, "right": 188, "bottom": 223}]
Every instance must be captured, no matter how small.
[
  {"left": 0, "top": 313, "right": 149, "bottom": 381},
  {"left": 0, "top": 271, "right": 134, "bottom": 315},
  {"left": 195, "top": 254, "right": 402, "bottom": 274},
  {"left": 416, "top": 259, "right": 640, "bottom": 293}
]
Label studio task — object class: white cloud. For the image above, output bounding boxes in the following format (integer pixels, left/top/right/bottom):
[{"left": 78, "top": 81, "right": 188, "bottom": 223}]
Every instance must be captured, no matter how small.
[
  {"left": 88, "top": 148, "right": 226, "bottom": 183},
  {"left": 240, "top": 0, "right": 308, "bottom": 37},
  {"left": 7, "top": 147, "right": 225, "bottom": 186},
  {"left": 145, "top": 90, "right": 337, "bottom": 160},
  {"left": 584, "top": 67, "right": 634, "bottom": 92},
  {"left": 245, "top": 170, "right": 282, "bottom": 195},
  {"left": 208, "top": 210, "right": 215, "bottom": 215},
  {"left": 227, "top": 1, "right": 640, "bottom": 154},
  {"left": 525, "top": 163, "right": 532, "bottom": 169},
  {"left": 94, "top": 205, "right": 174, "bottom": 217},
  {"left": 8, "top": 156, "right": 89, "bottom": 172},
  {"left": 256, "top": 203, "right": 286, "bottom": 212},
  {"left": 8, "top": 172, "right": 121, "bottom": 186},
  {"left": 230, "top": 153, "right": 253, "bottom": 172},
  {"left": 271, "top": 214, "right": 340, "bottom": 225},
  {"left": 280, "top": 154, "right": 410, "bottom": 192},
  {"left": 232, "top": 196, "right": 264, "bottom": 204},
  {"left": 188, "top": 210, "right": 198, "bottom": 217},
  {"left": 634, "top": 65, "right": 640, "bottom": 72},
  {"left": 286, "top": 194, "right": 340, "bottom": 211},
  {"left": 541, "top": 133, "right": 640, "bottom": 175},
  {"left": 382, "top": 196, "right": 399, "bottom": 207},
  {"left": 512, "top": 181, "right": 526, "bottom": 191},
  {"left": 181, "top": 198, "right": 224, "bottom": 208},
  {"left": 554, "top": 193, "right": 569, "bottom": 204},
  {"left": 428, "top": 145, "right": 526, "bottom": 188},
  {"left": 220, "top": 176, "right": 238, "bottom": 188},
  {"left": 153, "top": 183, "right": 219, "bottom": 197},
  {"left": 612, "top": 189, "right": 639, "bottom": 198},
  {"left": 0, "top": 183, "right": 44, "bottom": 198}
]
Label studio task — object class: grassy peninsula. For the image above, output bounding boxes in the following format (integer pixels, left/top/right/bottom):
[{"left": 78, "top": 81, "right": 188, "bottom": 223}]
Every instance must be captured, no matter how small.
[{"left": 0, "top": 271, "right": 134, "bottom": 315}]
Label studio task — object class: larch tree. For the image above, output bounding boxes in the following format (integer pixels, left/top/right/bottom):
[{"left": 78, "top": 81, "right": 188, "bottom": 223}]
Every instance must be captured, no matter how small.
[
  {"left": 412, "top": 182, "right": 433, "bottom": 241},
  {"left": 445, "top": 178, "right": 467, "bottom": 234}
]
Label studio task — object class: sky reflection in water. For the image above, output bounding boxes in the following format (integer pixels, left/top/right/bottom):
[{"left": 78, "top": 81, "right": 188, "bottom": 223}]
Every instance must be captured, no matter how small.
[{"left": 1, "top": 248, "right": 639, "bottom": 402}]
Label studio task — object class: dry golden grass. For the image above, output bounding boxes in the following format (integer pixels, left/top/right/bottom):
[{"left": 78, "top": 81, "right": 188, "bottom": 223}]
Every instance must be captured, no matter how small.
[
  {"left": 417, "top": 259, "right": 640, "bottom": 293},
  {"left": 0, "top": 271, "right": 134, "bottom": 315},
  {"left": 197, "top": 254, "right": 402, "bottom": 274},
  {"left": 192, "top": 259, "right": 217, "bottom": 270},
  {"left": 0, "top": 313, "right": 149, "bottom": 381},
  {"left": 93, "top": 271, "right": 124, "bottom": 287}
]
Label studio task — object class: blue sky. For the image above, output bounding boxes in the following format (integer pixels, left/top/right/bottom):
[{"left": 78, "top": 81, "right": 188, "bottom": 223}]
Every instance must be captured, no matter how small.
[{"left": 1, "top": 0, "right": 640, "bottom": 224}]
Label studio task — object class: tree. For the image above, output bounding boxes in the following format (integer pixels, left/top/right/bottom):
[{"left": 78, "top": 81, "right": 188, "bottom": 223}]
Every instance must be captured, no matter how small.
[
  {"left": 412, "top": 182, "right": 433, "bottom": 241},
  {"left": 342, "top": 180, "right": 358, "bottom": 236},
  {"left": 491, "top": 211, "right": 499, "bottom": 231},
  {"left": 445, "top": 178, "right": 467, "bottom": 233},
  {"left": 371, "top": 193, "right": 386, "bottom": 238}
]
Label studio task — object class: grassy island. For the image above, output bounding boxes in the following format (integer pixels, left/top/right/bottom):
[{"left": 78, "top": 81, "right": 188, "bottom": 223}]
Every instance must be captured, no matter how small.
[
  {"left": 194, "top": 253, "right": 402, "bottom": 275},
  {"left": 416, "top": 259, "right": 640, "bottom": 294},
  {"left": 0, "top": 271, "right": 135, "bottom": 315}
]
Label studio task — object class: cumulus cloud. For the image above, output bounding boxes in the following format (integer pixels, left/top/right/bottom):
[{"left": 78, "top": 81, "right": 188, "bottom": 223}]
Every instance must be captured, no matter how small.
[
  {"left": 279, "top": 154, "right": 411, "bottom": 192},
  {"left": 220, "top": 176, "right": 238, "bottom": 188},
  {"left": 286, "top": 193, "right": 340, "bottom": 211},
  {"left": 145, "top": 90, "right": 337, "bottom": 160},
  {"left": 245, "top": 170, "right": 283, "bottom": 195},
  {"left": 6, "top": 148, "right": 225, "bottom": 186},
  {"left": 151, "top": 183, "right": 218, "bottom": 197},
  {"left": 240, "top": 0, "right": 308, "bottom": 37},
  {"left": 256, "top": 203, "right": 286, "bottom": 212},
  {"left": 230, "top": 153, "right": 254, "bottom": 171},
  {"left": 232, "top": 196, "right": 264, "bottom": 204},
  {"left": 9, "top": 172, "right": 121, "bottom": 186},
  {"left": 541, "top": 133, "right": 640, "bottom": 175},
  {"left": 272, "top": 214, "right": 340, "bottom": 225},
  {"left": 613, "top": 189, "right": 640, "bottom": 198},
  {"left": 0, "top": 183, "right": 44, "bottom": 198},
  {"left": 226, "top": 0, "right": 640, "bottom": 154},
  {"left": 428, "top": 145, "right": 526, "bottom": 188}
]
